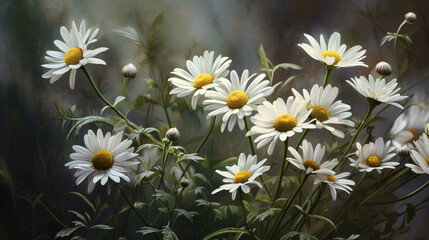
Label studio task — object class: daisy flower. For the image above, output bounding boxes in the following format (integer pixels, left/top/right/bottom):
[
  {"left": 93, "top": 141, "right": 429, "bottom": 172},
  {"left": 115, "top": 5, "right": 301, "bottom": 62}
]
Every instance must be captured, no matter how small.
[
  {"left": 346, "top": 75, "right": 407, "bottom": 109},
  {"left": 292, "top": 84, "right": 354, "bottom": 138},
  {"left": 246, "top": 97, "right": 316, "bottom": 155},
  {"left": 349, "top": 137, "right": 398, "bottom": 173},
  {"left": 390, "top": 99, "right": 429, "bottom": 152},
  {"left": 169, "top": 51, "right": 231, "bottom": 109},
  {"left": 314, "top": 172, "right": 355, "bottom": 201},
  {"left": 297, "top": 32, "right": 367, "bottom": 68},
  {"left": 203, "top": 69, "right": 274, "bottom": 132},
  {"left": 406, "top": 133, "right": 429, "bottom": 175},
  {"left": 42, "top": 20, "right": 108, "bottom": 90},
  {"left": 288, "top": 140, "right": 336, "bottom": 176},
  {"left": 212, "top": 153, "right": 270, "bottom": 200},
  {"left": 66, "top": 129, "right": 139, "bottom": 193},
  {"left": 211, "top": 153, "right": 270, "bottom": 200}
]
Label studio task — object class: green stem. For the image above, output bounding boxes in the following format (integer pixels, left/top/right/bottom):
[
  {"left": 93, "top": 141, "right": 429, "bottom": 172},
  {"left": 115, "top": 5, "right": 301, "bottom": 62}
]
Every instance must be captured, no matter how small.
[
  {"left": 274, "top": 140, "right": 289, "bottom": 200},
  {"left": 196, "top": 116, "right": 216, "bottom": 153},
  {"left": 244, "top": 117, "right": 271, "bottom": 199},
  {"left": 244, "top": 117, "right": 255, "bottom": 155},
  {"left": 162, "top": 87, "right": 172, "bottom": 128},
  {"left": 322, "top": 66, "right": 334, "bottom": 87},
  {"left": 295, "top": 129, "right": 309, "bottom": 150},
  {"left": 37, "top": 200, "right": 68, "bottom": 229},
  {"left": 359, "top": 168, "right": 410, "bottom": 206},
  {"left": 239, "top": 190, "right": 257, "bottom": 240},
  {"left": 117, "top": 184, "right": 160, "bottom": 240},
  {"left": 269, "top": 174, "right": 309, "bottom": 240},
  {"left": 120, "top": 77, "right": 128, "bottom": 96},
  {"left": 393, "top": 20, "right": 407, "bottom": 57},
  {"left": 334, "top": 99, "right": 378, "bottom": 170},
  {"left": 378, "top": 179, "right": 429, "bottom": 204}
]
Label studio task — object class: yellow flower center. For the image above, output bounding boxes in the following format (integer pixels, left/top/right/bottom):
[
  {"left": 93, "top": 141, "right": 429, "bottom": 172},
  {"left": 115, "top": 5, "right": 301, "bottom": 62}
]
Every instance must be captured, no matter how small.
[
  {"left": 310, "top": 105, "right": 329, "bottom": 122},
  {"left": 426, "top": 157, "right": 429, "bottom": 166},
  {"left": 193, "top": 73, "right": 214, "bottom": 89},
  {"left": 64, "top": 47, "right": 83, "bottom": 66},
  {"left": 366, "top": 155, "right": 381, "bottom": 167},
  {"left": 227, "top": 90, "right": 248, "bottom": 109},
  {"left": 323, "top": 174, "right": 336, "bottom": 182},
  {"left": 303, "top": 160, "right": 320, "bottom": 170},
  {"left": 407, "top": 128, "right": 420, "bottom": 143},
  {"left": 321, "top": 50, "right": 342, "bottom": 65},
  {"left": 274, "top": 114, "right": 297, "bottom": 132},
  {"left": 234, "top": 170, "right": 252, "bottom": 183},
  {"left": 92, "top": 149, "right": 114, "bottom": 170}
]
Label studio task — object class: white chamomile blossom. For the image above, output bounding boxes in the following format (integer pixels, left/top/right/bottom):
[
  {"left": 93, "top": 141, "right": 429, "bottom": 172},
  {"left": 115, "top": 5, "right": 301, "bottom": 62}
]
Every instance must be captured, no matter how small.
[
  {"left": 211, "top": 153, "right": 270, "bottom": 200},
  {"left": 288, "top": 140, "right": 336, "bottom": 176},
  {"left": 314, "top": 172, "right": 355, "bottom": 201},
  {"left": 297, "top": 32, "right": 367, "bottom": 68},
  {"left": 246, "top": 97, "right": 316, "bottom": 155},
  {"left": 390, "top": 100, "right": 429, "bottom": 152},
  {"left": 169, "top": 51, "right": 231, "bottom": 110},
  {"left": 349, "top": 137, "right": 398, "bottom": 173},
  {"left": 292, "top": 84, "right": 354, "bottom": 138},
  {"left": 42, "top": 20, "right": 108, "bottom": 90},
  {"left": 406, "top": 133, "right": 429, "bottom": 175},
  {"left": 346, "top": 75, "right": 407, "bottom": 109},
  {"left": 66, "top": 129, "right": 139, "bottom": 194},
  {"left": 203, "top": 70, "right": 274, "bottom": 132}
]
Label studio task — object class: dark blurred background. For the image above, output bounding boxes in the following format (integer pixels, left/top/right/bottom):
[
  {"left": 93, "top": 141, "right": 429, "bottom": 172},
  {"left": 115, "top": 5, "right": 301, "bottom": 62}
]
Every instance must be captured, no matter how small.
[{"left": 1, "top": 0, "right": 429, "bottom": 239}]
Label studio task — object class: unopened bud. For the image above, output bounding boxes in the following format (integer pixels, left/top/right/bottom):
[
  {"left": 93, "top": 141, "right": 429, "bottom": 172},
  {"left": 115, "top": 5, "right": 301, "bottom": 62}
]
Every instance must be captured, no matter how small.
[
  {"left": 405, "top": 12, "right": 416, "bottom": 24},
  {"left": 425, "top": 123, "right": 429, "bottom": 136},
  {"left": 397, "top": 145, "right": 410, "bottom": 157},
  {"left": 165, "top": 128, "right": 180, "bottom": 141},
  {"left": 180, "top": 179, "right": 190, "bottom": 188},
  {"left": 134, "top": 202, "right": 144, "bottom": 209},
  {"left": 121, "top": 63, "right": 137, "bottom": 79},
  {"left": 375, "top": 61, "right": 392, "bottom": 77}
]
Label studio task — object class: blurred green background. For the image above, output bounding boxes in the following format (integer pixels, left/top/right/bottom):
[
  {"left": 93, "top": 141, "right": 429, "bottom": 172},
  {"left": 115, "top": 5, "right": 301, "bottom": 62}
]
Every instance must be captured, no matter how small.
[{"left": 1, "top": 0, "right": 429, "bottom": 239}]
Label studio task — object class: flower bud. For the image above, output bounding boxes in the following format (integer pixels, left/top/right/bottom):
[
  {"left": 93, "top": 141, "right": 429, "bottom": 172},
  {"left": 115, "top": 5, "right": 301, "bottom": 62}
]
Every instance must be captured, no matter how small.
[
  {"left": 180, "top": 179, "right": 190, "bottom": 188},
  {"left": 134, "top": 202, "right": 145, "bottom": 209},
  {"left": 375, "top": 61, "right": 392, "bottom": 77},
  {"left": 165, "top": 127, "right": 180, "bottom": 141},
  {"left": 121, "top": 63, "right": 137, "bottom": 79},
  {"left": 397, "top": 145, "right": 410, "bottom": 157},
  {"left": 405, "top": 12, "right": 416, "bottom": 24},
  {"left": 425, "top": 123, "right": 429, "bottom": 136}
]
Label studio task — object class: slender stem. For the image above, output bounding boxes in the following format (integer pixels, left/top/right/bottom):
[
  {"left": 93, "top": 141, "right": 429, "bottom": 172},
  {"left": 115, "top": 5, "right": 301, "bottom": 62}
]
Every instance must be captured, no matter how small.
[
  {"left": 120, "top": 77, "right": 128, "bottom": 96},
  {"left": 359, "top": 168, "right": 410, "bottom": 206},
  {"left": 117, "top": 184, "right": 160, "bottom": 240},
  {"left": 274, "top": 140, "right": 289, "bottom": 200},
  {"left": 393, "top": 20, "right": 407, "bottom": 57},
  {"left": 239, "top": 190, "right": 257, "bottom": 240},
  {"left": 244, "top": 117, "right": 271, "bottom": 199},
  {"left": 37, "top": 200, "right": 68, "bottom": 229},
  {"left": 269, "top": 174, "right": 309, "bottom": 240},
  {"left": 334, "top": 99, "right": 378, "bottom": 170},
  {"left": 196, "top": 116, "right": 216, "bottom": 153},
  {"left": 162, "top": 87, "right": 172, "bottom": 128},
  {"left": 244, "top": 117, "right": 255, "bottom": 155},
  {"left": 295, "top": 129, "right": 309, "bottom": 150},
  {"left": 378, "top": 179, "right": 429, "bottom": 204},
  {"left": 322, "top": 66, "right": 334, "bottom": 87}
]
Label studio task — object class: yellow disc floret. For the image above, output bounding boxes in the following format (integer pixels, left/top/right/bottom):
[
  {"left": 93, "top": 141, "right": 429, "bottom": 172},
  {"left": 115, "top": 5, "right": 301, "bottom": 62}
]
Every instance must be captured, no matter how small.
[
  {"left": 234, "top": 170, "right": 252, "bottom": 183},
  {"left": 274, "top": 114, "right": 297, "bottom": 132},
  {"left": 227, "top": 90, "right": 248, "bottom": 109},
  {"left": 321, "top": 50, "right": 342, "bottom": 65},
  {"left": 303, "top": 160, "right": 320, "bottom": 170},
  {"left": 310, "top": 105, "right": 329, "bottom": 122},
  {"left": 366, "top": 155, "right": 381, "bottom": 167},
  {"left": 425, "top": 157, "right": 429, "bottom": 166},
  {"left": 193, "top": 73, "right": 214, "bottom": 89},
  {"left": 64, "top": 47, "right": 83, "bottom": 66},
  {"left": 92, "top": 149, "right": 114, "bottom": 170},
  {"left": 324, "top": 174, "right": 336, "bottom": 182}
]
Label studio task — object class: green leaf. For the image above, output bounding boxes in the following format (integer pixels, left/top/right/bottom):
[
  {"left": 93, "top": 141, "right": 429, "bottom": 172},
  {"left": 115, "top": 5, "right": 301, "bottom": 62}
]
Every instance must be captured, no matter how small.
[
  {"left": 257, "top": 208, "right": 280, "bottom": 221},
  {"left": 66, "top": 116, "right": 111, "bottom": 140},
  {"left": 70, "top": 192, "right": 96, "bottom": 213},
  {"left": 174, "top": 209, "right": 194, "bottom": 223},
  {"left": 309, "top": 214, "right": 337, "bottom": 232},
  {"left": 202, "top": 227, "right": 253, "bottom": 240},
  {"left": 90, "top": 224, "right": 113, "bottom": 230},
  {"left": 162, "top": 226, "right": 178, "bottom": 240},
  {"left": 259, "top": 44, "right": 269, "bottom": 69},
  {"left": 137, "top": 226, "right": 162, "bottom": 235},
  {"left": 68, "top": 210, "right": 88, "bottom": 225},
  {"left": 273, "top": 63, "right": 301, "bottom": 71},
  {"left": 55, "top": 226, "right": 81, "bottom": 238},
  {"left": 405, "top": 203, "right": 416, "bottom": 224}
]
